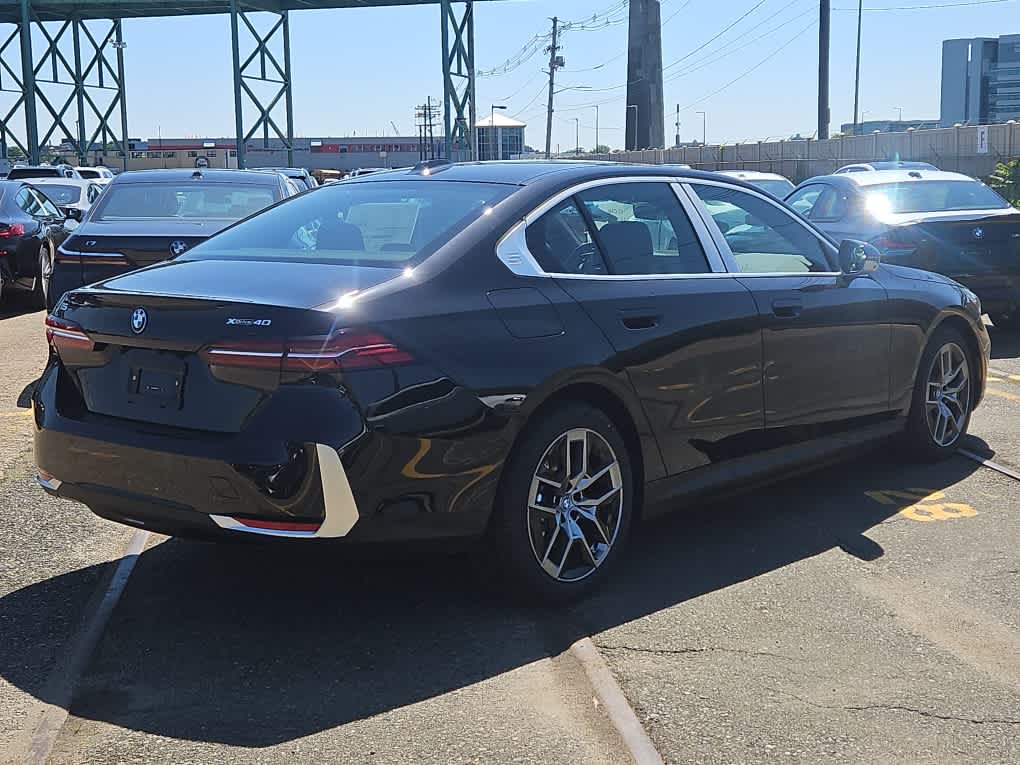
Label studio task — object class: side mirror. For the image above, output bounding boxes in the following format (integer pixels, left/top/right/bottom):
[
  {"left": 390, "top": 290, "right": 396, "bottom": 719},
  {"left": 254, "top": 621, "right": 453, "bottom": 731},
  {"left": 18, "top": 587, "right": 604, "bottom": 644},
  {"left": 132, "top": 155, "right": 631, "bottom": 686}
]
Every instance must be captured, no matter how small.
[
  {"left": 839, "top": 239, "right": 880, "bottom": 275},
  {"left": 63, "top": 207, "right": 83, "bottom": 222}
]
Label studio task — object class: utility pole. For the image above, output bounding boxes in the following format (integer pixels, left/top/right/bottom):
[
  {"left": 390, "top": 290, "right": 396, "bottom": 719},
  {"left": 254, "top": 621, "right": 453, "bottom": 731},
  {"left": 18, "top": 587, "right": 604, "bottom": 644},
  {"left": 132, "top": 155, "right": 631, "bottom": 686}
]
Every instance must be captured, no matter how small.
[
  {"left": 817, "top": 0, "right": 830, "bottom": 140},
  {"left": 852, "top": 0, "right": 863, "bottom": 136},
  {"left": 674, "top": 103, "right": 680, "bottom": 147},
  {"left": 595, "top": 105, "right": 600, "bottom": 153},
  {"left": 544, "top": 16, "right": 561, "bottom": 159},
  {"left": 574, "top": 118, "right": 579, "bottom": 155},
  {"left": 625, "top": 0, "right": 664, "bottom": 150}
]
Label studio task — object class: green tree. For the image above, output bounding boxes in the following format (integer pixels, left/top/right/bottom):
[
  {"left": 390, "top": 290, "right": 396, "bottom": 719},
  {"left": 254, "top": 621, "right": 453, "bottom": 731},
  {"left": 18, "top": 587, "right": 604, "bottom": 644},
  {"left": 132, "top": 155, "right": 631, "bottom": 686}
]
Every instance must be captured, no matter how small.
[
  {"left": 988, "top": 159, "right": 1020, "bottom": 207},
  {"left": 592, "top": 144, "right": 611, "bottom": 154}
]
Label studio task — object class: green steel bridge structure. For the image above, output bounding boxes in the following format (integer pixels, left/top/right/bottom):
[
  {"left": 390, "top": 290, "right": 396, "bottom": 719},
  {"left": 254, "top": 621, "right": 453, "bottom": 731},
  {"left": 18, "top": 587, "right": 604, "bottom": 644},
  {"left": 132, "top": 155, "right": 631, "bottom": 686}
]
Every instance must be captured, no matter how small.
[{"left": 0, "top": 0, "right": 479, "bottom": 168}]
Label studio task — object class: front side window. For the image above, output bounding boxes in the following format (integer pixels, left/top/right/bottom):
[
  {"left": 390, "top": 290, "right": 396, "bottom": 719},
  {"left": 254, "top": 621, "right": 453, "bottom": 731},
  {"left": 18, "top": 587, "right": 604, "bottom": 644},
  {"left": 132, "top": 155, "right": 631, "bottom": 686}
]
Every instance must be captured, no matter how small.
[
  {"left": 691, "top": 184, "right": 832, "bottom": 274},
  {"left": 190, "top": 180, "right": 513, "bottom": 267},
  {"left": 786, "top": 184, "right": 825, "bottom": 217},
  {"left": 93, "top": 183, "right": 279, "bottom": 221},
  {"left": 33, "top": 190, "right": 61, "bottom": 218}
]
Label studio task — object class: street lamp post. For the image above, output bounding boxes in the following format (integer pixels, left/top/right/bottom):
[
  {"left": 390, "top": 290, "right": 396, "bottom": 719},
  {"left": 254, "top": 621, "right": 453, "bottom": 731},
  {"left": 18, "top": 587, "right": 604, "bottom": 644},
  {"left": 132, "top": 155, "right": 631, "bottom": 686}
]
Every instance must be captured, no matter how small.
[
  {"left": 490, "top": 104, "right": 507, "bottom": 161},
  {"left": 894, "top": 106, "right": 903, "bottom": 123},
  {"left": 574, "top": 118, "right": 580, "bottom": 156},
  {"left": 594, "top": 105, "right": 599, "bottom": 155},
  {"left": 696, "top": 111, "right": 707, "bottom": 145}
]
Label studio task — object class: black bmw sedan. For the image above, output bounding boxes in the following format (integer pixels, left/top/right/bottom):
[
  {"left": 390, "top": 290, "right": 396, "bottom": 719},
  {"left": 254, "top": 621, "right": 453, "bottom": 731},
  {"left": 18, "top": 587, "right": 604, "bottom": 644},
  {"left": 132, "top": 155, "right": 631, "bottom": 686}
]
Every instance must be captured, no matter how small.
[
  {"left": 0, "top": 180, "right": 76, "bottom": 307},
  {"left": 51, "top": 168, "right": 293, "bottom": 311},
  {"left": 34, "top": 161, "right": 989, "bottom": 601}
]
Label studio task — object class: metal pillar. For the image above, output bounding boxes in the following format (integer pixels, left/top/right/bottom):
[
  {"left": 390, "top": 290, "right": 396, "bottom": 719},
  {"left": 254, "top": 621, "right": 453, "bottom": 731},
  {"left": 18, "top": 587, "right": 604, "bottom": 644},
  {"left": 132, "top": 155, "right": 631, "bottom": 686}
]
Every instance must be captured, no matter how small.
[
  {"left": 2, "top": 5, "right": 128, "bottom": 169},
  {"left": 440, "top": 0, "right": 475, "bottom": 162},
  {"left": 229, "top": 1, "right": 294, "bottom": 169}
]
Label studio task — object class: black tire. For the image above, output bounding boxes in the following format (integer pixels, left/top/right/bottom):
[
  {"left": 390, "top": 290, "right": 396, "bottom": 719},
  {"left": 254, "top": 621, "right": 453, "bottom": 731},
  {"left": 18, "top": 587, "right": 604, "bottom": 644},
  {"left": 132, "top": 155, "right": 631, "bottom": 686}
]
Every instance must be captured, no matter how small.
[
  {"left": 904, "top": 325, "right": 975, "bottom": 461},
  {"left": 989, "top": 311, "right": 1020, "bottom": 331},
  {"left": 487, "top": 402, "right": 635, "bottom": 603},
  {"left": 34, "top": 241, "right": 53, "bottom": 310}
]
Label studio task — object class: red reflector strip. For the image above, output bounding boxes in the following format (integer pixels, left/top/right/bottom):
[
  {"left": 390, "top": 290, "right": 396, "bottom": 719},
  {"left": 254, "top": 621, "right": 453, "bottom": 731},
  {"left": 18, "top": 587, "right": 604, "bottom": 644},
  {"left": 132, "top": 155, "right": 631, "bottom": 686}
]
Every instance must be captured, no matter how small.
[
  {"left": 233, "top": 517, "right": 322, "bottom": 532},
  {"left": 79, "top": 255, "right": 130, "bottom": 266}
]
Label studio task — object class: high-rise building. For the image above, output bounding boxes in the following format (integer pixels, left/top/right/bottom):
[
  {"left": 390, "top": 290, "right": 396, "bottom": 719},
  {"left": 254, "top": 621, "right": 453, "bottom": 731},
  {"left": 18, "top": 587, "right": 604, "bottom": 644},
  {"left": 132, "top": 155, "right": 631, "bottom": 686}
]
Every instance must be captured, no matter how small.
[{"left": 940, "top": 34, "right": 1020, "bottom": 126}]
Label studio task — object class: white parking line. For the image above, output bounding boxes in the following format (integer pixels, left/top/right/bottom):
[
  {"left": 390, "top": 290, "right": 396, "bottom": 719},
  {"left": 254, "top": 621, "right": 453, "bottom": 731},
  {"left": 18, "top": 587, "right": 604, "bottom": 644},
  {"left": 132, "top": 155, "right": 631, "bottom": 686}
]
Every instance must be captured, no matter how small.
[
  {"left": 960, "top": 449, "right": 1020, "bottom": 482},
  {"left": 570, "top": 637, "right": 666, "bottom": 765},
  {"left": 16, "top": 529, "right": 149, "bottom": 765}
]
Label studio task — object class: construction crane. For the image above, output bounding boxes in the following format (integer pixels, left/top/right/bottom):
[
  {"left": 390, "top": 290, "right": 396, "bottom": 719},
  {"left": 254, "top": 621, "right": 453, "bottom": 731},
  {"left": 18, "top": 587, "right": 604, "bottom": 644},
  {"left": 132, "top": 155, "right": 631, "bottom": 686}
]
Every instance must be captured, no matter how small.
[{"left": 390, "top": 121, "right": 400, "bottom": 136}]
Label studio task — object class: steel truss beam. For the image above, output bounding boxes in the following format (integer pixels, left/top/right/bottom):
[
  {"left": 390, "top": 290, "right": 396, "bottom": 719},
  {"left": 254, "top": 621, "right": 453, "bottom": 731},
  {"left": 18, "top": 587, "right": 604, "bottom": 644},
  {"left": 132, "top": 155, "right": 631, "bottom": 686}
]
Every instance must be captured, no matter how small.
[
  {"left": 230, "top": 0, "right": 293, "bottom": 169},
  {"left": 0, "top": 2, "right": 128, "bottom": 168},
  {"left": 440, "top": 0, "right": 475, "bottom": 161}
]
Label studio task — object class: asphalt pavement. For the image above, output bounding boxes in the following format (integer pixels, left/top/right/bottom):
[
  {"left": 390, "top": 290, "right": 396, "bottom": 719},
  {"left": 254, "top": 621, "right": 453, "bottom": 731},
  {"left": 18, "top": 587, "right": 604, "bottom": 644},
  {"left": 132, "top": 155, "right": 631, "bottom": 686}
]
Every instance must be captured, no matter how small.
[{"left": 1, "top": 306, "right": 1018, "bottom": 764}]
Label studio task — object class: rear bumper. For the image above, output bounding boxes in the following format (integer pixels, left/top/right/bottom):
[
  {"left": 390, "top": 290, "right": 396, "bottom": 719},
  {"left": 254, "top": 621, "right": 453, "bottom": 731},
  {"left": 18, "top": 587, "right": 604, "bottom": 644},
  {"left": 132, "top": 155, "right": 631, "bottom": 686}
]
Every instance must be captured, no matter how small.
[
  {"left": 949, "top": 275, "right": 1020, "bottom": 315},
  {"left": 31, "top": 362, "right": 500, "bottom": 543}
]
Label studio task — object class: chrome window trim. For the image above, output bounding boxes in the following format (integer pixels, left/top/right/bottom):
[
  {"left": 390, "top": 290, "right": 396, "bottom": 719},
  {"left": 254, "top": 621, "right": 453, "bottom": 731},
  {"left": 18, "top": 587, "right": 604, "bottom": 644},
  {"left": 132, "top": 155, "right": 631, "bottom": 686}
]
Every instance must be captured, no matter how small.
[
  {"left": 497, "top": 174, "right": 732, "bottom": 280},
  {"left": 680, "top": 178, "right": 842, "bottom": 277}
]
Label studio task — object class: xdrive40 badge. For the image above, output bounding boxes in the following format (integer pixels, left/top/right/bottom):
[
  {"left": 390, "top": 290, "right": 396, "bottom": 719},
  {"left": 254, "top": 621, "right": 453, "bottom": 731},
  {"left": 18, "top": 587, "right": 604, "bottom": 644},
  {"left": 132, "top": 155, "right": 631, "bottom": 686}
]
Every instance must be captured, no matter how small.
[{"left": 225, "top": 318, "right": 272, "bottom": 327}]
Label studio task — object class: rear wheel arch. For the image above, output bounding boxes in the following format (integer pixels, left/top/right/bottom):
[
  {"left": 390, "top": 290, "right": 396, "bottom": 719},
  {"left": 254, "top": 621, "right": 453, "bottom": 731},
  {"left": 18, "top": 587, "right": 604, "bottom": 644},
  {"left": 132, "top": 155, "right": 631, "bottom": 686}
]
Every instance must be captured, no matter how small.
[{"left": 508, "top": 380, "right": 651, "bottom": 522}]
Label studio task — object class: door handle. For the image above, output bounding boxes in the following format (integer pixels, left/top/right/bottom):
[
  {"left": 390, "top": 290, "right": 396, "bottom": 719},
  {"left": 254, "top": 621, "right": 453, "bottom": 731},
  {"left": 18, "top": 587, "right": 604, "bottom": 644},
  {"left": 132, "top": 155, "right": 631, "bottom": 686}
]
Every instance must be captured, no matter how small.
[
  {"left": 620, "top": 314, "right": 660, "bottom": 330},
  {"left": 771, "top": 299, "right": 802, "bottom": 318}
]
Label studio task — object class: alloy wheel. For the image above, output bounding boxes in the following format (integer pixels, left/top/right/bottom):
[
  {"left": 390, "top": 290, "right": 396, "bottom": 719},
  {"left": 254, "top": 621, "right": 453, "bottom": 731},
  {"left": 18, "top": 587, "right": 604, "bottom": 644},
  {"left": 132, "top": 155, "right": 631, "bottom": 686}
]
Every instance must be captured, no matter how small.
[
  {"left": 925, "top": 342, "right": 971, "bottom": 447},
  {"left": 526, "top": 428, "right": 623, "bottom": 583}
]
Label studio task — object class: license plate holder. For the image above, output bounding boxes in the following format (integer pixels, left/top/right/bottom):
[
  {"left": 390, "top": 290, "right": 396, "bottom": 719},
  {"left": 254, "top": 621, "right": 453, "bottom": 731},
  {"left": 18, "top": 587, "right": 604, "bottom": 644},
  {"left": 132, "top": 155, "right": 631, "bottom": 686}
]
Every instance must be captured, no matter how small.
[{"left": 127, "top": 359, "right": 185, "bottom": 410}]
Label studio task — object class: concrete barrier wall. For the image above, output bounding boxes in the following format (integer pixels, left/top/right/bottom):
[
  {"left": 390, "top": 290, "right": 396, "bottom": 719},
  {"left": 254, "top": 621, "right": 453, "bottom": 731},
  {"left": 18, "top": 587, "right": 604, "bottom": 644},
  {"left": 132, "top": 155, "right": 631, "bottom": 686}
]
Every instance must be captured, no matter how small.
[{"left": 591, "top": 122, "right": 1020, "bottom": 182}]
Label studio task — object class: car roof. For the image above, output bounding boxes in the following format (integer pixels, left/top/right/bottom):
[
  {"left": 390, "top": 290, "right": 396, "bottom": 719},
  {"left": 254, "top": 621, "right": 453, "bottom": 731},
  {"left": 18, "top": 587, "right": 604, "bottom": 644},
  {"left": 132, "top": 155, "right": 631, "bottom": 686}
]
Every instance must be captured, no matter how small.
[
  {"left": 110, "top": 168, "right": 283, "bottom": 185},
  {"left": 343, "top": 160, "right": 747, "bottom": 187},
  {"left": 819, "top": 169, "right": 975, "bottom": 187},
  {"left": 716, "top": 170, "right": 791, "bottom": 182},
  {"left": 258, "top": 167, "right": 307, "bottom": 176}
]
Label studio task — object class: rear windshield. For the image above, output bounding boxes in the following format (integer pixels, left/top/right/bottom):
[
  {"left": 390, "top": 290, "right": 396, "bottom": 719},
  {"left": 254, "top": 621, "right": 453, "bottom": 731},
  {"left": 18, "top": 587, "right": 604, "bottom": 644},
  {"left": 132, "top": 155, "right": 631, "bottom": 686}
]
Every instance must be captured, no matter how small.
[
  {"left": 189, "top": 180, "right": 513, "bottom": 267},
  {"left": 77, "top": 169, "right": 99, "bottom": 179},
  {"left": 35, "top": 184, "right": 81, "bottom": 204},
  {"left": 8, "top": 168, "right": 60, "bottom": 179},
  {"left": 865, "top": 180, "right": 1009, "bottom": 214},
  {"left": 748, "top": 179, "right": 795, "bottom": 198},
  {"left": 92, "top": 183, "right": 279, "bottom": 221}
]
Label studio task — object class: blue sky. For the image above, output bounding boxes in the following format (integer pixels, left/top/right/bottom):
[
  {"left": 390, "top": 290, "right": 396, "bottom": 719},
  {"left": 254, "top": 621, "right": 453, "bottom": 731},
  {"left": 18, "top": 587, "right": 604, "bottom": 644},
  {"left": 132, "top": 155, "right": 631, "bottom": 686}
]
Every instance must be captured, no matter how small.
[{"left": 110, "top": 0, "right": 1016, "bottom": 150}]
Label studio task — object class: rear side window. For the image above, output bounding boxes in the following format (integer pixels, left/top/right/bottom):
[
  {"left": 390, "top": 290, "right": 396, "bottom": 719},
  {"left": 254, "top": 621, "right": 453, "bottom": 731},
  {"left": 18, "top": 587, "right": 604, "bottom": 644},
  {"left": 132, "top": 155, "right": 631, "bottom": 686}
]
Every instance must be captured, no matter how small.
[
  {"left": 190, "top": 180, "right": 513, "bottom": 267},
  {"left": 787, "top": 184, "right": 846, "bottom": 221},
  {"left": 93, "top": 183, "right": 279, "bottom": 220},
  {"left": 526, "top": 182, "right": 710, "bottom": 276}
]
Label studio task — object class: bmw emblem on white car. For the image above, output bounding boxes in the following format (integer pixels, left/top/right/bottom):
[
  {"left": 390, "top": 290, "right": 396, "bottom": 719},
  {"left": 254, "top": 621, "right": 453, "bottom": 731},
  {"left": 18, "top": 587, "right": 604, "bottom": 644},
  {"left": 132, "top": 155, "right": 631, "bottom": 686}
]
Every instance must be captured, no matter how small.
[
  {"left": 169, "top": 240, "right": 189, "bottom": 256},
  {"left": 973, "top": 227, "right": 985, "bottom": 239},
  {"left": 130, "top": 307, "right": 148, "bottom": 334}
]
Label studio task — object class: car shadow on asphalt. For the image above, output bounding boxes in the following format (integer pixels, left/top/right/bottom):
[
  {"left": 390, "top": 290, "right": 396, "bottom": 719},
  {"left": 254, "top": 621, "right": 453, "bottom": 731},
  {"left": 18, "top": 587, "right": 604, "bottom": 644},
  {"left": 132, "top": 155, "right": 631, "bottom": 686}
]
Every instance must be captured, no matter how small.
[
  {"left": 0, "top": 297, "right": 43, "bottom": 322},
  {"left": 0, "top": 447, "right": 985, "bottom": 748}
]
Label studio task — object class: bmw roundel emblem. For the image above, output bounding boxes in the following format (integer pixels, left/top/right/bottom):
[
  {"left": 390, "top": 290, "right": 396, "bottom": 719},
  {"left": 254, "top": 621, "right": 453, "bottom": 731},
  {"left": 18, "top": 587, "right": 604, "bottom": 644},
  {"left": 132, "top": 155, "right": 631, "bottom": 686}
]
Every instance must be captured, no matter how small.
[
  {"left": 169, "top": 240, "right": 189, "bottom": 257},
  {"left": 973, "top": 227, "right": 985, "bottom": 239},
  {"left": 130, "top": 307, "right": 148, "bottom": 334}
]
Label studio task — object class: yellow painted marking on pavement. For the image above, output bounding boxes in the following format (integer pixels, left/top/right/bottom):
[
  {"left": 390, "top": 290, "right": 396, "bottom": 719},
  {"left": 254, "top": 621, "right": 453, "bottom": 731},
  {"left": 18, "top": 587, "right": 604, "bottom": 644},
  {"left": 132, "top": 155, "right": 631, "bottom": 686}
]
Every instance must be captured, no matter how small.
[
  {"left": 986, "top": 387, "right": 1020, "bottom": 404},
  {"left": 865, "top": 488, "right": 977, "bottom": 522},
  {"left": 1010, "top": 375, "right": 1020, "bottom": 382},
  {"left": 987, "top": 376, "right": 1004, "bottom": 382},
  {"left": 0, "top": 410, "right": 32, "bottom": 418}
]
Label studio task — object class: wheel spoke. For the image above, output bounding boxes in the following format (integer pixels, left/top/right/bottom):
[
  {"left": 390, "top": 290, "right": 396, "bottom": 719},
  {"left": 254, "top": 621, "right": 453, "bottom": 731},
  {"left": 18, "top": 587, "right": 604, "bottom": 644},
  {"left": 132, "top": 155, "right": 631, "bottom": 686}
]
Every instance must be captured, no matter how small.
[
  {"left": 576, "top": 485, "right": 621, "bottom": 508},
  {"left": 576, "top": 505, "right": 612, "bottom": 547},
  {"left": 540, "top": 523, "right": 569, "bottom": 579},
  {"left": 935, "top": 410, "right": 949, "bottom": 445},
  {"left": 529, "top": 502, "right": 557, "bottom": 516},
  {"left": 576, "top": 460, "right": 618, "bottom": 492}
]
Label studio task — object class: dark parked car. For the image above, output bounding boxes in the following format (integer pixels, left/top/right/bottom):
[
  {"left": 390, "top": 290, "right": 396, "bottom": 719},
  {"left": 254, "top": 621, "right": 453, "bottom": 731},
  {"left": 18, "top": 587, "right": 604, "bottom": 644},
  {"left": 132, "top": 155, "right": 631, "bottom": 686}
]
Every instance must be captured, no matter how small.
[
  {"left": 35, "top": 162, "right": 989, "bottom": 601},
  {"left": 787, "top": 169, "right": 1020, "bottom": 328},
  {"left": 7, "top": 164, "right": 82, "bottom": 180},
  {"left": 0, "top": 180, "right": 76, "bottom": 307},
  {"left": 259, "top": 167, "right": 318, "bottom": 190},
  {"left": 52, "top": 168, "right": 293, "bottom": 311}
]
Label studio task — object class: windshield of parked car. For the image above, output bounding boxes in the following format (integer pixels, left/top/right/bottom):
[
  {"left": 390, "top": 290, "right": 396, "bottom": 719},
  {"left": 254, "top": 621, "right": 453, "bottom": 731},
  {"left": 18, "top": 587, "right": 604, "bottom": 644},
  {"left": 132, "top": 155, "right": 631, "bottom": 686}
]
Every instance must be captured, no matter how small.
[
  {"left": 92, "top": 183, "right": 279, "bottom": 221},
  {"left": 190, "top": 180, "right": 513, "bottom": 267},
  {"left": 7, "top": 168, "right": 60, "bottom": 179},
  {"left": 865, "top": 180, "right": 1010, "bottom": 215},
  {"left": 77, "top": 169, "right": 100, "bottom": 179},
  {"left": 34, "top": 184, "right": 81, "bottom": 205},
  {"left": 747, "top": 179, "right": 795, "bottom": 198}
]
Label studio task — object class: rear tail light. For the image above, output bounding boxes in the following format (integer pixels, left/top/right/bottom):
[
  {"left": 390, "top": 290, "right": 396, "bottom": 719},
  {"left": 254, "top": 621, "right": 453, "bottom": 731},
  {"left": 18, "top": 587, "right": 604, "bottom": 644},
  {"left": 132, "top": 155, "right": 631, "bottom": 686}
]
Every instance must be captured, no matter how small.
[
  {"left": 0, "top": 223, "right": 25, "bottom": 238},
  {"left": 200, "top": 330, "right": 413, "bottom": 374},
  {"left": 45, "top": 315, "right": 93, "bottom": 351}
]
